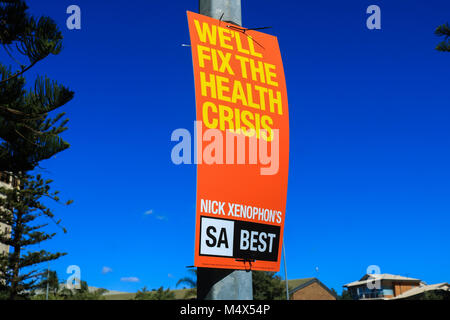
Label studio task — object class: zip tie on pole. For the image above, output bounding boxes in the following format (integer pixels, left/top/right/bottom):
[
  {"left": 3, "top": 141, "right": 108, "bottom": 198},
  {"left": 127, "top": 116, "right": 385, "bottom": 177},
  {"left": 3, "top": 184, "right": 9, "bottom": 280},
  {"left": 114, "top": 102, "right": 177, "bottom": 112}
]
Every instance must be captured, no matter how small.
[
  {"left": 226, "top": 24, "right": 267, "bottom": 50},
  {"left": 226, "top": 24, "right": 272, "bottom": 32},
  {"left": 235, "top": 258, "right": 255, "bottom": 272}
]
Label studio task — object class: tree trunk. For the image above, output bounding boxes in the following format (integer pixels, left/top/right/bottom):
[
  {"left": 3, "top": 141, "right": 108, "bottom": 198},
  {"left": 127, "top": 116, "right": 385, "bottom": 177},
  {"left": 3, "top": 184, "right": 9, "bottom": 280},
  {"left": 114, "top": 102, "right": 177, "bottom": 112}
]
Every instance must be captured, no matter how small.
[{"left": 9, "top": 211, "right": 22, "bottom": 300}]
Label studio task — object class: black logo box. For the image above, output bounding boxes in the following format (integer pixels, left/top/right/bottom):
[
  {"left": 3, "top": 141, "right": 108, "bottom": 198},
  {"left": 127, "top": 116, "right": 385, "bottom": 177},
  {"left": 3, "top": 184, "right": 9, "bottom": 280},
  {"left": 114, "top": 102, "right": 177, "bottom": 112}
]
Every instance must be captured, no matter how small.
[
  {"left": 200, "top": 216, "right": 281, "bottom": 262},
  {"left": 233, "top": 219, "right": 280, "bottom": 262}
]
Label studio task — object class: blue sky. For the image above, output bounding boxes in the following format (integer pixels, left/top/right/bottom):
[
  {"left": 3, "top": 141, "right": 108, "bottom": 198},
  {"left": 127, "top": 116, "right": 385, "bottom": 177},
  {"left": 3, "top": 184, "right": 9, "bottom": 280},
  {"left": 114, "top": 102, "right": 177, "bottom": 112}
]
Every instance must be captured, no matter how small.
[{"left": 8, "top": 0, "right": 449, "bottom": 293}]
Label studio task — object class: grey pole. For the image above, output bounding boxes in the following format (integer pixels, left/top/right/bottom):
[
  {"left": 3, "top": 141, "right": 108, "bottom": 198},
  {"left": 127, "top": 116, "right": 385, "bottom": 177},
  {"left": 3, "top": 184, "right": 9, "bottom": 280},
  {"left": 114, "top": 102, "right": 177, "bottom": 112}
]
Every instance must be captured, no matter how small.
[
  {"left": 199, "top": 0, "right": 242, "bottom": 26},
  {"left": 45, "top": 262, "right": 49, "bottom": 300},
  {"left": 196, "top": 0, "right": 251, "bottom": 300},
  {"left": 197, "top": 267, "right": 252, "bottom": 300},
  {"left": 283, "top": 240, "right": 289, "bottom": 300}
]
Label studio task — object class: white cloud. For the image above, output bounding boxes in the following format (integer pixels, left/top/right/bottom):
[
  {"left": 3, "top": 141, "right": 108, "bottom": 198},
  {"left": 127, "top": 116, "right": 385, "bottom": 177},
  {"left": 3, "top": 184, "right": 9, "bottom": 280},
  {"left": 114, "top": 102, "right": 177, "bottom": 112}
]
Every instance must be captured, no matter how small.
[
  {"left": 168, "top": 273, "right": 174, "bottom": 278},
  {"left": 143, "top": 209, "right": 167, "bottom": 221},
  {"left": 101, "top": 266, "right": 113, "bottom": 274},
  {"left": 120, "top": 277, "right": 140, "bottom": 283}
]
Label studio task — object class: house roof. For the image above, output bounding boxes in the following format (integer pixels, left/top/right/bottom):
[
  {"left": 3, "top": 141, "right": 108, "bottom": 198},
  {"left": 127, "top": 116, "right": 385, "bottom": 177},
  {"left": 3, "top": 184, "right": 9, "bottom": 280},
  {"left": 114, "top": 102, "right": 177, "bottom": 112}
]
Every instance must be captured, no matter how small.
[
  {"left": 288, "top": 277, "right": 337, "bottom": 299},
  {"left": 344, "top": 274, "right": 421, "bottom": 288},
  {"left": 287, "top": 278, "right": 316, "bottom": 291},
  {"left": 390, "top": 282, "right": 450, "bottom": 300}
]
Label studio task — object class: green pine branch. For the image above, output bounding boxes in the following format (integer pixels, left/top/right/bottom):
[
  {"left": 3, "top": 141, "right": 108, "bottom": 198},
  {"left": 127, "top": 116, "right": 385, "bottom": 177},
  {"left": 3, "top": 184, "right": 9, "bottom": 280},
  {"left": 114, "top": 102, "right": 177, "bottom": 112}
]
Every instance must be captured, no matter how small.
[
  {"left": 0, "top": 2, "right": 64, "bottom": 85},
  {"left": 435, "top": 23, "right": 450, "bottom": 52},
  {"left": 0, "top": 1, "right": 74, "bottom": 173}
]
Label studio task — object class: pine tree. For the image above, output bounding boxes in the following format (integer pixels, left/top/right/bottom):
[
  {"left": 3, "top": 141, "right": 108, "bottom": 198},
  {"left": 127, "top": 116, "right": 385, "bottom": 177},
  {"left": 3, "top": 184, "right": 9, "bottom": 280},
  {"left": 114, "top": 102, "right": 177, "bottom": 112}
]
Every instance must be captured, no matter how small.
[
  {"left": 0, "top": 0, "right": 74, "bottom": 172},
  {"left": 0, "top": 1, "right": 74, "bottom": 299},
  {"left": 0, "top": 173, "right": 71, "bottom": 299},
  {"left": 36, "top": 269, "right": 59, "bottom": 296},
  {"left": 435, "top": 23, "right": 450, "bottom": 52},
  {"left": 252, "top": 271, "right": 286, "bottom": 300}
]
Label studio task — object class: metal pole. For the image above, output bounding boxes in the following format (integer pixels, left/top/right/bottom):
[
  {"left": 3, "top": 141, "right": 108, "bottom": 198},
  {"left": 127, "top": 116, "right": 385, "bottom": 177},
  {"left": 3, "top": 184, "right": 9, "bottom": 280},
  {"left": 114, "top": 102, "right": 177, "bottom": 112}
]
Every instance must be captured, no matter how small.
[
  {"left": 45, "top": 262, "right": 49, "bottom": 300},
  {"left": 196, "top": 0, "right": 251, "bottom": 300},
  {"left": 283, "top": 240, "right": 289, "bottom": 300},
  {"left": 199, "top": 0, "right": 242, "bottom": 26},
  {"left": 197, "top": 267, "right": 252, "bottom": 300}
]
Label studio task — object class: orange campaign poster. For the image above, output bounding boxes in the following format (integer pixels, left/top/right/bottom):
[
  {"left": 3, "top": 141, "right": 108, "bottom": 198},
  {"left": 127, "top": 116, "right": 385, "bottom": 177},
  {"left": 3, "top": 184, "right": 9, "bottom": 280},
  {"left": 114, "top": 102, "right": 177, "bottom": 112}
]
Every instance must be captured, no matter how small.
[{"left": 187, "top": 11, "right": 289, "bottom": 272}]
